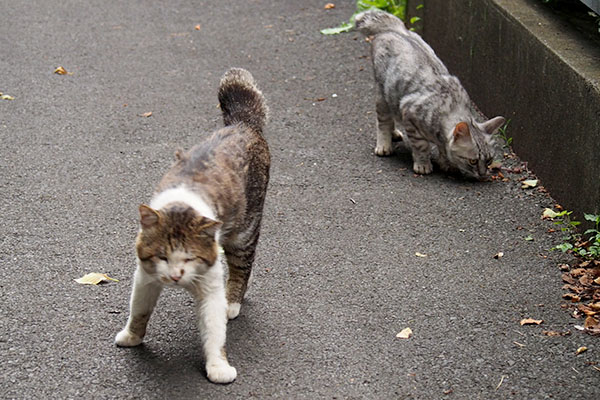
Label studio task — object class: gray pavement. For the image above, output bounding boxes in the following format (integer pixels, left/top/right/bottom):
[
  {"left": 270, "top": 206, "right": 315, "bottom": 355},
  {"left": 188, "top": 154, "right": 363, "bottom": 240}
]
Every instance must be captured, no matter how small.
[{"left": 1, "top": 0, "right": 598, "bottom": 399}]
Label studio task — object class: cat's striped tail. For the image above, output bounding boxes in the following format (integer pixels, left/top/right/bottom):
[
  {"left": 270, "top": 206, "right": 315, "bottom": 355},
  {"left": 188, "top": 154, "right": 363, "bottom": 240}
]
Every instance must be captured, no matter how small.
[
  {"left": 218, "top": 68, "right": 268, "bottom": 133},
  {"left": 354, "top": 9, "right": 408, "bottom": 36}
]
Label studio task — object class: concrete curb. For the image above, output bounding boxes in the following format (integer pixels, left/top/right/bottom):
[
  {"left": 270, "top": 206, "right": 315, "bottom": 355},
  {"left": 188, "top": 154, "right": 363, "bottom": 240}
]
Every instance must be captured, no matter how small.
[{"left": 418, "top": 0, "right": 600, "bottom": 220}]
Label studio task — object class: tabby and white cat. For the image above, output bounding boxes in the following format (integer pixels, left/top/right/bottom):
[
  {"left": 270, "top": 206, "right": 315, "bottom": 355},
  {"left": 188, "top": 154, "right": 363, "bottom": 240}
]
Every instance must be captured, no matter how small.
[
  {"left": 355, "top": 10, "right": 505, "bottom": 180},
  {"left": 115, "top": 68, "right": 270, "bottom": 384}
]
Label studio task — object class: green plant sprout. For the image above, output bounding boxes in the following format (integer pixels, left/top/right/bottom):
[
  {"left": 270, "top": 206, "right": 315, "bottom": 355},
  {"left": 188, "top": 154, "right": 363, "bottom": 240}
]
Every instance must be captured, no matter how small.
[
  {"left": 495, "top": 119, "right": 513, "bottom": 146},
  {"left": 552, "top": 211, "right": 600, "bottom": 259},
  {"left": 321, "top": 0, "right": 417, "bottom": 35}
]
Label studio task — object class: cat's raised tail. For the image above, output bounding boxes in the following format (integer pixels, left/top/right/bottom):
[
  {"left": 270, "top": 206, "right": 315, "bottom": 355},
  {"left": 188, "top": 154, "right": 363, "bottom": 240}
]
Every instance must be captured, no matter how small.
[
  {"left": 218, "top": 68, "right": 268, "bottom": 133},
  {"left": 354, "top": 9, "right": 407, "bottom": 36}
]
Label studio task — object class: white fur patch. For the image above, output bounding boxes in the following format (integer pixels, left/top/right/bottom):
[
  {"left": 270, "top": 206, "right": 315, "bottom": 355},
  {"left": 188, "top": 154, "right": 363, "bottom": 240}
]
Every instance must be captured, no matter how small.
[{"left": 150, "top": 186, "right": 216, "bottom": 220}]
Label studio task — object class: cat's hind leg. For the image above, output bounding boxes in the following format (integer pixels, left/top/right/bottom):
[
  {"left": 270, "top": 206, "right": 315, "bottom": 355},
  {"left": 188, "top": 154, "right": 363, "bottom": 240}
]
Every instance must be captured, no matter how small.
[
  {"left": 115, "top": 266, "right": 163, "bottom": 347},
  {"left": 374, "top": 96, "right": 395, "bottom": 156},
  {"left": 223, "top": 249, "right": 253, "bottom": 320}
]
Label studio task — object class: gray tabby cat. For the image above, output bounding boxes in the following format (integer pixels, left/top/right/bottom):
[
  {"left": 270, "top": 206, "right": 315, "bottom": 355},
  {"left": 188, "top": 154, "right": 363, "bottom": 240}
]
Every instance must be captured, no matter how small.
[
  {"left": 115, "top": 68, "right": 269, "bottom": 384},
  {"left": 355, "top": 10, "right": 505, "bottom": 180}
]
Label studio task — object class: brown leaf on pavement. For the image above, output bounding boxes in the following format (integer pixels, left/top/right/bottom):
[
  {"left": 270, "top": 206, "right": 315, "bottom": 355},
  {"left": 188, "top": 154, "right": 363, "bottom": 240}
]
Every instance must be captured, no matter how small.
[
  {"left": 520, "top": 318, "right": 543, "bottom": 326},
  {"left": 139, "top": 111, "right": 153, "bottom": 117},
  {"left": 542, "top": 330, "right": 571, "bottom": 337},
  {"left": 584, "top": 316, "right": 600, "bottom": 335},
  {"left": 324, "top": 3, "right": 335, "bottom": 9}
]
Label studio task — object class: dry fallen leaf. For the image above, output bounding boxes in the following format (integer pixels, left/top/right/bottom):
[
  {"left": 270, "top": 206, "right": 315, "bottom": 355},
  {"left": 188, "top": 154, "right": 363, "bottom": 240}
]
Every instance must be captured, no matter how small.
[
  {"left": 324, "top": 3, "right": 335, "bottom": 9},
  {"left": 194, "top": 24, "right": 201, "bottom": 30},
  {"left": 521, "top": 179, "right": 538, "bottom": 189},
  {"left": 1, "top": 94, "right": 15, "bottom": 100},
  {"left": 584, "top": 316, "right": 600, "bottom": 335},
  {"left": 542, "top": 208, "right": 559, "bottom": 219},
  {"left": 75, "top": 272, "right": 119, "bottom": 285},
  {"left": 520, "top": 318, "right": 543, "bottom": 326},
  {"left": 576, "top": 346, "right": 588, "bottom": 355},
  {"left": 415, "top": 252, "right": 427, "bottom": 258},
  {"left": 493, "top": 252, "right": 504, "bottom": 259},
  {"left": 542, "top": 330, "right": 571, "bottom": 337},
  {"left": 396, "top": 327, "right": 413, "bottom": 339},
  {"left": 140, "top": 111, "right": 153, "bottom": 117},
  {"left": 54, "top": 66, "right": 68, "bottom": 75},
  {"left": 563, "top": 293, "right": 581, "bottom": 303}
]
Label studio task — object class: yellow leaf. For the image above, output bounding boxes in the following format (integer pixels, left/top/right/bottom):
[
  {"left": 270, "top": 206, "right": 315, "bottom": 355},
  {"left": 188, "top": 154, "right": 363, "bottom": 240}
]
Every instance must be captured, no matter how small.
[
  {"left": 54, "top": 66, "right": 68, "bottom": 75},
  {"left": 324, "top": 3, "right": 335, "bottom": 9},
  {"left": 415, "top": 252, "right": 427, "bottom": 258},
  {"left": 140, "top": 111, "right": 153, "bottom": 117},
  {"left": 396, "top": 327, "right": 412, "bottom": 339},
  {"left": 576, "top": 346, "right": 587, "bottom": 355},
  {"left": 75, "top": 272, "right": 119, "bottom": 285},
  {"left": 521, "top": 179, "right": 538, "bottom": 189},
  {"left": 520, "top": 318, "right": 543, "bottom": 326},
  {"left": 542, "top": 208, "right": 559, "bottom": 219}
]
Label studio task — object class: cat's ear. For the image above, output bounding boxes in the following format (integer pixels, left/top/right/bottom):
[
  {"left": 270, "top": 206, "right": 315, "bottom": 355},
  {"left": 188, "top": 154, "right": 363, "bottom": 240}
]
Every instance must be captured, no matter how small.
[
  {"left": 194, "top": 217, "right": 222, "bottom": 238},
  {"left": 139, "top": 204, "right": 160, "bottom": 229},
  {"left": 452, "top": 122, "right": 471, "bottom": 142},
  {"left": 477, "top": 116, "right": 506, "bottom": 135}
]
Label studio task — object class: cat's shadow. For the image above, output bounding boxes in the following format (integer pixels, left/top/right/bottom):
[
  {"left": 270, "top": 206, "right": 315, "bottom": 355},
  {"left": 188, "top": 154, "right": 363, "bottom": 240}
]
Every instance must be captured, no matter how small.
[
  {"left": 381, "top": 143, "right": 492, "bottom": 186},
  {"left": 119, "top": 301, "right": 260, "bottom": 386}
]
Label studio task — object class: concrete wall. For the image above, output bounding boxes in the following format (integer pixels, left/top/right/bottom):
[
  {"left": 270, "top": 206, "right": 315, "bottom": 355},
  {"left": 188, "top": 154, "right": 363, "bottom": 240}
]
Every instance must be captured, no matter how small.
[{"left": 417, "top": 0, "right": 600, "bottom": 218}]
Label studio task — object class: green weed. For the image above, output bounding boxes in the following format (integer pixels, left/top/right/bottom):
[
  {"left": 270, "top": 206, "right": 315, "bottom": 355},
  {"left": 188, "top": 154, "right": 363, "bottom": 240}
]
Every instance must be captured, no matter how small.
[
  {"left": 552, "top": 211, "right": 600, "bottom": 259},
  {"left": 321, "top": 0, "right": 418, "bottom": 35},
  {"left": 495, "top": 119, "right": 513, "bottom": 146}
]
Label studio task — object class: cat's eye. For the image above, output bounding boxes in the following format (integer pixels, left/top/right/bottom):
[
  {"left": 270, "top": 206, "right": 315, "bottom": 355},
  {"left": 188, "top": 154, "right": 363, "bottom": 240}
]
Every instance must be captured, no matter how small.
[
  {"left": 468, "top": 159, "right": 478, "bottom": 165},
  {"left": 156, "top": 255, "right": 168, "bottom": 262},
  {"left": 184, "top": 257, "right": 195, "bottom": 263}
]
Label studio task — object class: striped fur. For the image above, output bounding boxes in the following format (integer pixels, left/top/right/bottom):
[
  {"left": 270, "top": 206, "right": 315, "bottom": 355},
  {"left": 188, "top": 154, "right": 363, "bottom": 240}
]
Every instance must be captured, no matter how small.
[{"left": 355, "top": 10, "right": 505, "bottom": 180}]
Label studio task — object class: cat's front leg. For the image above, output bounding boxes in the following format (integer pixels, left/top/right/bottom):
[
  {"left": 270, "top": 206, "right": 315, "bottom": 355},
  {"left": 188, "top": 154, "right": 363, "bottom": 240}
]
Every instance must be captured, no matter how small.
[
  {"left": 374, "top": 97, "right": 394, "bottom": 156},
  {"left": 115, "top": 266, "right": 163, "bottom": 347},
  {"left": 437, "top": 149, "right": 451, "bottom": 172},
  {"left": 407, "top": 134, "right": 433, "bottom": 175},
  {"left": 196, "top": 278, "right": 237, "bottom": 384}
]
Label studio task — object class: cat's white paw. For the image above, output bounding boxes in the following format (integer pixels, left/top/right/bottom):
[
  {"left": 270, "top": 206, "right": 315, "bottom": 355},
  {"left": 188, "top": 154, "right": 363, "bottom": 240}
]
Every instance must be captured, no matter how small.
[
  {"left": 375, "top": 144, "right": 393, "bottom": 157},
  {"left": 413, "top": 161, "right": 433, "bottom": 175},
  {"left": 206, "top": 361, "right": 237, "bottom": 384},
  {"left": 115, "top": 329, "right": 143, "bottom": 347},
  {"left": 227, "top": 303, "right": 241, "bottom": 320}
]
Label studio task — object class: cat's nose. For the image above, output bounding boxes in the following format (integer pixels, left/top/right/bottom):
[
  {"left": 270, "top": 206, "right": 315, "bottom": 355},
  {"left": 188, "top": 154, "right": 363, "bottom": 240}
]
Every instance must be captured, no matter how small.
[{"left": 170, "top": 271, "right": 184, "bottom": 282}]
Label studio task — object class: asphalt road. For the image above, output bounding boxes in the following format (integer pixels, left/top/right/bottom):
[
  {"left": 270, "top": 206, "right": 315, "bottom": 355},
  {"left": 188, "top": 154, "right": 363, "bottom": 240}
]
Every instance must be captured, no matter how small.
[{"left": 1, "top": 0, "right": 598, "bottom": 398}]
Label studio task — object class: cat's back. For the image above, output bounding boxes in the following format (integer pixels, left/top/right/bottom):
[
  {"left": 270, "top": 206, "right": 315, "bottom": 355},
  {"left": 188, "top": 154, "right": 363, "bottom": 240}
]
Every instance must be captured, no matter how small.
[{"left": 371, "top": 30, "right": 448, "bottom": 83}]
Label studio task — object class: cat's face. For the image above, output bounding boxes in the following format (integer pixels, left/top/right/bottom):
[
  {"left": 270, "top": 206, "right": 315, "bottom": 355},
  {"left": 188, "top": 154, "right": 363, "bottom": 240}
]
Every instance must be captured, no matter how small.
[
  {"left": 135, "top": 204, "right": 221, "bottom": 288},
  {"left": 447, "top": 117, "right": 504, "bottom": 180}
]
